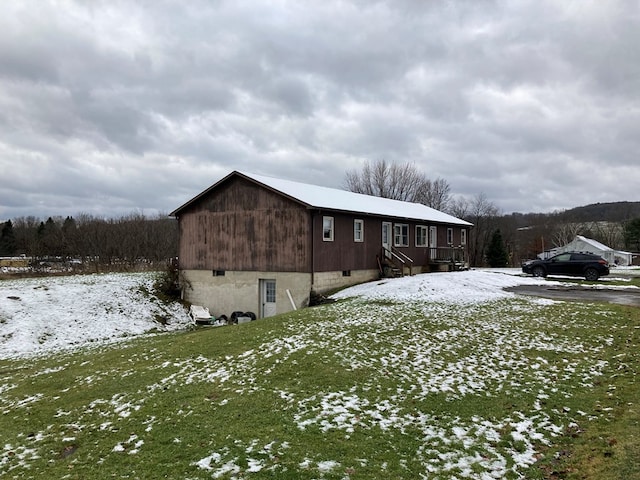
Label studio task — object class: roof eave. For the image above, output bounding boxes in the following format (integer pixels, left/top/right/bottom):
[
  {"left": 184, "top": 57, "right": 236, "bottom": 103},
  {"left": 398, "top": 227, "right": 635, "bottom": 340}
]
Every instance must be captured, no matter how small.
[{"left": 171, "top": 170, "right": 473, "bottom": 227}]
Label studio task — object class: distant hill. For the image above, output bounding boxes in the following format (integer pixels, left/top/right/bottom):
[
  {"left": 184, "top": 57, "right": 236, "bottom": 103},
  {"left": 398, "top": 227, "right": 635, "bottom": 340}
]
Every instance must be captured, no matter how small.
[
  {"left": 557, "top": 201, "right": 640, "bottom": 223},
  {"left": 508, "top": 201, "right": 640, "bottom": 226}
]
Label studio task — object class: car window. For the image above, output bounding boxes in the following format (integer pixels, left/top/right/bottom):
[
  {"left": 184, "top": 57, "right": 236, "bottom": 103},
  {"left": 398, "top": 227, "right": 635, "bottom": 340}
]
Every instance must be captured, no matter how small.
[{"left": 553, "top": 253, "right": 571, "bottom": 261}]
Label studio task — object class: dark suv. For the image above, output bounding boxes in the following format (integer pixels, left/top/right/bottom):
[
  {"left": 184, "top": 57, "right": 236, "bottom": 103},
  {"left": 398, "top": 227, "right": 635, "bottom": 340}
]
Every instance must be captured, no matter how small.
[{"left": 522, "top": 252, "right": 610, "bottom": 281}]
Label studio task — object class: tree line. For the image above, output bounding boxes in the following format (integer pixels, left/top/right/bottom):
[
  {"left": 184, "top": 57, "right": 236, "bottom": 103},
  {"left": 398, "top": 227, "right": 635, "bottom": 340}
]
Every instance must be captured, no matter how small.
[
  {"left": 344, "top": 160, "right": 640, "bottom": 267},
  {"left": 0, "top": 213, "right": 177, "bottom": 272}
]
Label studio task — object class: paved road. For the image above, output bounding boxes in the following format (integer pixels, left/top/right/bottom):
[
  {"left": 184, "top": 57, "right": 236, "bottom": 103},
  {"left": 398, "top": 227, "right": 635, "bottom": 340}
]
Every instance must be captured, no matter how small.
[{"left": 505, "top": 285, "right": 640, "bottom": 307}]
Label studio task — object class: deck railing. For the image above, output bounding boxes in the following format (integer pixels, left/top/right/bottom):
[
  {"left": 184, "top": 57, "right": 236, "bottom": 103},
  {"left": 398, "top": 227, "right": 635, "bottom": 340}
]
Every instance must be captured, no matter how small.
[
  {"left": 378, "top": 246, "right": 468, "bottom": 276},
  {"left": 429, "top": 246, "right": 467, "bottom": 264}
]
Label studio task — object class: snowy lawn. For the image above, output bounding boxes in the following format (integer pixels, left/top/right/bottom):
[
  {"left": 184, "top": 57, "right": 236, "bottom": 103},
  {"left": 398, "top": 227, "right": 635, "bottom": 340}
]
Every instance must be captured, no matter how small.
[
  {"left": 0, "top": 269, "right": 638, "bottom": 479},
  {"left": 0, "top": 272, "right": 192, "bottom": 358}
]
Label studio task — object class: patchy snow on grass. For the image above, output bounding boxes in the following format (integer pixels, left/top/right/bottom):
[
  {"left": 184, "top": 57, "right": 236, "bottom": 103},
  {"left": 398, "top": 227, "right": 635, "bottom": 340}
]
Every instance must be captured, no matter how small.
[
  {"left": 0, "top": 272, "right": 191, "bottom": 358},
  {"left": 186, "top": 271, "right": 615, "bottom": 478},
  {"left": 0, "top": 268, "right": 631, "bottom": 478}
]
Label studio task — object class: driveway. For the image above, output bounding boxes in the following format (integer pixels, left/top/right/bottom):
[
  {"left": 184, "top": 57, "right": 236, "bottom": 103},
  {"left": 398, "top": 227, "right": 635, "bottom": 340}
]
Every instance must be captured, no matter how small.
[{"left": 505, "top": 284, "right": 640, "bottom": 307}]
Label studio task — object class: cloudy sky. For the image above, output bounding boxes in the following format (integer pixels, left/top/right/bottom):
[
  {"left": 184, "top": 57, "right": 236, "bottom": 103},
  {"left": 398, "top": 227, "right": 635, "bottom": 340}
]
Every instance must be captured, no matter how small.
[{"left": 1, "top": 0, "right": 639, "bottom": 221}]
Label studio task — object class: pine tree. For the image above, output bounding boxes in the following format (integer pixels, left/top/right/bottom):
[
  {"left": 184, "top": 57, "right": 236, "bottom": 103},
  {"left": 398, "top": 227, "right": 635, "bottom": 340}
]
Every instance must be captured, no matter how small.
[
  {"left": 0, "top": 220, "right": 17, "bottom": 256},
  {"left": 486, "top": 229, "right": 509, "bottom": 267},
  {"left": 623, "top": 218, "right": 640, "bottom": 251}
]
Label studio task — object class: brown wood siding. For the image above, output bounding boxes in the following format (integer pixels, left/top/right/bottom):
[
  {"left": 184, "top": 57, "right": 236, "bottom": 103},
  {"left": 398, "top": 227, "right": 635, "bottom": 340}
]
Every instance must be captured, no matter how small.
[
  {"left": 312, "top": 212, "right": 381, "bottom": 272},
  {"left": 312, "top": 213, "right": 469, "bottom": 272},
  {"left": 177, "top": 177, "right": 310, "bottom": 271}
]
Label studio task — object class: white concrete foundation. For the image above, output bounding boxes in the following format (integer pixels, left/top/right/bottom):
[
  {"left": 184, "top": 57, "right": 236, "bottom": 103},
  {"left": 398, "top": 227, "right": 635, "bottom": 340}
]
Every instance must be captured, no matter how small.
[
  {"left": 180, "top": 270, "right": 312, "bottom": 319},
  {"left": 311, "top": 269, "right": 379, "bottom": 294}
]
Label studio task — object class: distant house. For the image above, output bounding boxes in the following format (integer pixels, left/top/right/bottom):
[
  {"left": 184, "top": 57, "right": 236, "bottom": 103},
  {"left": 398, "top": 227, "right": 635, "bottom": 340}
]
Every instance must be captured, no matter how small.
[
  {"left": 170, "top": 171, "right": 473, "bottom": 319},
  {"left": 540, "top": 235, "right": 633, "bottom": 266}
]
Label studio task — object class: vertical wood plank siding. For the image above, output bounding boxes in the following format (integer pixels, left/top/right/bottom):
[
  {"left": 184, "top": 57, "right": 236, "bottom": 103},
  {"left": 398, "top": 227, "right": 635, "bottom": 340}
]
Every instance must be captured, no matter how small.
[
  {"left": 312, "top": 212, "right": 380, "bottom": 272},
  {"left": 177, "top": 178, "right": 310, "bottom": 271},
  {"left": 311, "top": 212, "right": 468, "bottom": 272}
]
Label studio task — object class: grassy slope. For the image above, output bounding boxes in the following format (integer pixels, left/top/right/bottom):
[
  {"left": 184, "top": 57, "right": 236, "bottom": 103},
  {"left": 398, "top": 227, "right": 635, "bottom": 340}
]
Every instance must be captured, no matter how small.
[{"left": 0, "top": 295, "right": 638, "bottom": 479}]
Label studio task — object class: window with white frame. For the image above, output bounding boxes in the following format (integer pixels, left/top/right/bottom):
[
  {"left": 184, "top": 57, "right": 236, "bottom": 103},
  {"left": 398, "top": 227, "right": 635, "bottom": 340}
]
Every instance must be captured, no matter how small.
[
  {"left": 416, "top": 225, "right": 428, "bottom": 247},
  {"left": 394, "top": 224, "right": 409, "bottom": 247},
  {"left": 323, "top": 216, "right": 334, "bottom": 241},
  {"left": 461, "top": 229, "right": 467, "bottom": 245},
  {"left": 354, "top": 219, "right": 364, "bottom": 242},
  {"left": 447, "top": 228, "right": 454, "bottom": 245}
]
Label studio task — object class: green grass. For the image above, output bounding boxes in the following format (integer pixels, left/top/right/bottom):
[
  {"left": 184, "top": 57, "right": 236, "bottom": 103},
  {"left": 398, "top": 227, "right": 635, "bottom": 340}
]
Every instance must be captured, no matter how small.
[{"left": 0, "top": 296, "right": 639, "bottom": 479}]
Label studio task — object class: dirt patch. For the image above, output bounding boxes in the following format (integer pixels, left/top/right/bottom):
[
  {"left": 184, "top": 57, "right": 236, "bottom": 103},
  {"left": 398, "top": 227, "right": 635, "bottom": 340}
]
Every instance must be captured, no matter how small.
[{"left": 505, "top": 285, "right": 640, "bottom": 307}]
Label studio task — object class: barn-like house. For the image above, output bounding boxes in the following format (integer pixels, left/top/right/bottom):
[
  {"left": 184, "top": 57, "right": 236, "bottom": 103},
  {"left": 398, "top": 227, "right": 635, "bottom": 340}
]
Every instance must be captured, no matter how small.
[{"left": 170, "top": 171, "right": 472, "bottom": 319}]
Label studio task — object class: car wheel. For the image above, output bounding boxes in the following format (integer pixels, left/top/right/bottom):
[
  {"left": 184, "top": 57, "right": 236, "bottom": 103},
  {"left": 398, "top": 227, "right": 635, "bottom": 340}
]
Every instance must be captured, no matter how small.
[
  {"left": 532, "top": 266, "right": 546, "bottom": 278},
  {"left": 584, "top": 268, "right": 599, "bottom": 281}
]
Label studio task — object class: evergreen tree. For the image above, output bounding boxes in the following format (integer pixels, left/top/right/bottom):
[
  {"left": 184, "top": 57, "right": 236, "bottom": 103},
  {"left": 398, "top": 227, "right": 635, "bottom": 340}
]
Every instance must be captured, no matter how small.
[
  {"left": 0, "top": 220, "right": 17, "bottom": 256},
  {"left": 486, "top": 229, "right": 509, "bottom": 267},
  {"left": 623, "top": 218, "right": 640, "bottom": 251},
  {"left": 61, "top": 216, "right": 77, "bottom": 256}
]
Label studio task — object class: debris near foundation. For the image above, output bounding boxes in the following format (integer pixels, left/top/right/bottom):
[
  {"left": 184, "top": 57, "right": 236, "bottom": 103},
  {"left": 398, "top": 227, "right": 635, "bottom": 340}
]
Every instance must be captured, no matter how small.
[{"left": 309, "top": 291, "right": 336, "bottom": 307}]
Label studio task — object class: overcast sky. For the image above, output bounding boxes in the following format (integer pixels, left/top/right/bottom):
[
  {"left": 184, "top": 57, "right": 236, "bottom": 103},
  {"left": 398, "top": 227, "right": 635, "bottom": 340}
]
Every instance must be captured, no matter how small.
[{"left": 1, "top": 0, "right": 639, "bottom": 221}]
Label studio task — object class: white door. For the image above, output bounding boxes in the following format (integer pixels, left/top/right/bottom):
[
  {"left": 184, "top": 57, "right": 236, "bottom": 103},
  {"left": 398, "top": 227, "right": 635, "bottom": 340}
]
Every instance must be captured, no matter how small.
[
  {"left": 429, "top": 226, "right": 438, "bottom": 260},
  {"left": 260, "top": 279, "right": 277, "bottom": 318},
  {"left": 382, "top": 222, "right": 392, "bottom": 257}
]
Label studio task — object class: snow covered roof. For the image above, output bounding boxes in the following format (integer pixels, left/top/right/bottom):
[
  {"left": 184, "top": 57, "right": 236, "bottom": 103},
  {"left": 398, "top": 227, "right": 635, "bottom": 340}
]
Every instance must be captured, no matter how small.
[
  {"left": 575, "top": 235, "right": 613, "bottom": 251},
  {"left": 172, "top": 171, "right": 473, "bottom": 226}
]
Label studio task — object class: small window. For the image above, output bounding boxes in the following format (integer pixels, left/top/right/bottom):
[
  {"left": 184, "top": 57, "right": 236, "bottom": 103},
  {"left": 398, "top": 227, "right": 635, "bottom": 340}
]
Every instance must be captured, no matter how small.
[
  {"left": 394, "top": 224, "right": 409, "bottom": 247},
  {"left": 213, "top": 269, "right": 225, "bottom": 276},
  {"left": 323, "top": 216, "right": 334, "bottom": 241},
  {"left": 461, "top": 229, "right": 467, "bottom": 245},
  {"left": 416, "top": 225, "right": 428, "bottom": 247},
  {"left": 265, "top": 280, "right": 276, "bottom": 303},
  {"left": 447, "top": 228, "right": 454, "bottom": 245},
  {"left": 354, "top": 219, "right": 364, "bottom": 242},
  {"left": 342, "top": 270, "right": 351, "bottom": 277}
]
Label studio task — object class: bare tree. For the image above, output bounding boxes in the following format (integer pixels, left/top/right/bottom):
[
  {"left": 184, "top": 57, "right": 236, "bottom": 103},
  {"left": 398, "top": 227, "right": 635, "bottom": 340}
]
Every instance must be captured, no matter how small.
[
  {"left": 452, "top": 193, "right": 500, "bottom": 267},
  {"left": 344, "top": 159, "right": 452, "bottom": 210},
  {"left": 550, "top": 222, "right": 585, "bottom": 248},
  {"left": 586, "top": 221, "right": 624, "bottom": 250},
  {"left": 447, "top": 196, "right": 471, "bottom": 219},
  {"left": 415, "top": 178, "right": 451, "bottom": 211}
]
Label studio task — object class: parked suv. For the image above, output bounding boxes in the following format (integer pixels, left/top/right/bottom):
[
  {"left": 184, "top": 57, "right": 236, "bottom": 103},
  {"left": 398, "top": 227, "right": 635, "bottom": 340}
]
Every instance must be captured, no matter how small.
[{"left": 522, "top": 252, "right": 610, "bottom": 281}]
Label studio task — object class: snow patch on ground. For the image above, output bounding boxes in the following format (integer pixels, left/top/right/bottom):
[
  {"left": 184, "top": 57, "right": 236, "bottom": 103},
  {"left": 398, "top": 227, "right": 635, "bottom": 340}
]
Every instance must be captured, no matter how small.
[
  {"left": 0, "top": 272, "right": 192, "bottom": 359},
  {"left": 332, "top": 268, "right": 557, "bottom": 304}
]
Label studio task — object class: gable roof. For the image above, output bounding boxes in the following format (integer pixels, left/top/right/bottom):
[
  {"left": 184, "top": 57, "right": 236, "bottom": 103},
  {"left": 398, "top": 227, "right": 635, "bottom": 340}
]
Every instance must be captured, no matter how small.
[
  {"left": 171, "top": 170, "right": 473, "bottom": 227},
  {"left": 575, "top": 235, "right": 612, "bottom": 252}
]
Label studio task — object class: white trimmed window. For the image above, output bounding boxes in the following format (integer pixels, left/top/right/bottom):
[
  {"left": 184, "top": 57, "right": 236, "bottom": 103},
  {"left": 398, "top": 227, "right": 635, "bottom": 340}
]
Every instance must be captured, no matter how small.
[
  {"left": 461, "top": 229, "right": 467, "bottom": 245},
  {"left": 354, "top": 219, "right": 364, "bottom": 242},
  {"left": 394, "top": 224, "right": 409, "bottom": 247},
  {"left": 447, "top": 228, "right": 454, "bottom": 245},
  {"left": 416, "top": 225, "right": 428, "bottom": 247},
  {"left": 323, "top": 216, "right": 334, "bottom": 241}
]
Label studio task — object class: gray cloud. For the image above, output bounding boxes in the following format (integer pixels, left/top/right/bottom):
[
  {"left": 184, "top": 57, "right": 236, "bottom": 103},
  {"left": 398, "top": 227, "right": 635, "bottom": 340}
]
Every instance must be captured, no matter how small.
[{"left": 1, "top": 0, "right": 639, "bottom": 221}]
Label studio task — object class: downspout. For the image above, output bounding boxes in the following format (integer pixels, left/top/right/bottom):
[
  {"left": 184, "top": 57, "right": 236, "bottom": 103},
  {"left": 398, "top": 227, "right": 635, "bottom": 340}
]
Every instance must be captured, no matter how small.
[{"left": 310, "top": 210, "right": 315, "bottom": 288}]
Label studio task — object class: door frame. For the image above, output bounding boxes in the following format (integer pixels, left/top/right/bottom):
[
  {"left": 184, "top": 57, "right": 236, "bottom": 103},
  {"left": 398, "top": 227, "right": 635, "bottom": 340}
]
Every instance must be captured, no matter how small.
[
  {"left": 382, "top": 222, "right": 392, "bottom": 257},
  {"left": 429, "top": 226, "right": 438, "bottom": 260},
  {"left": 260, "top": 279, "right": 277, "bottom": 318}
]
